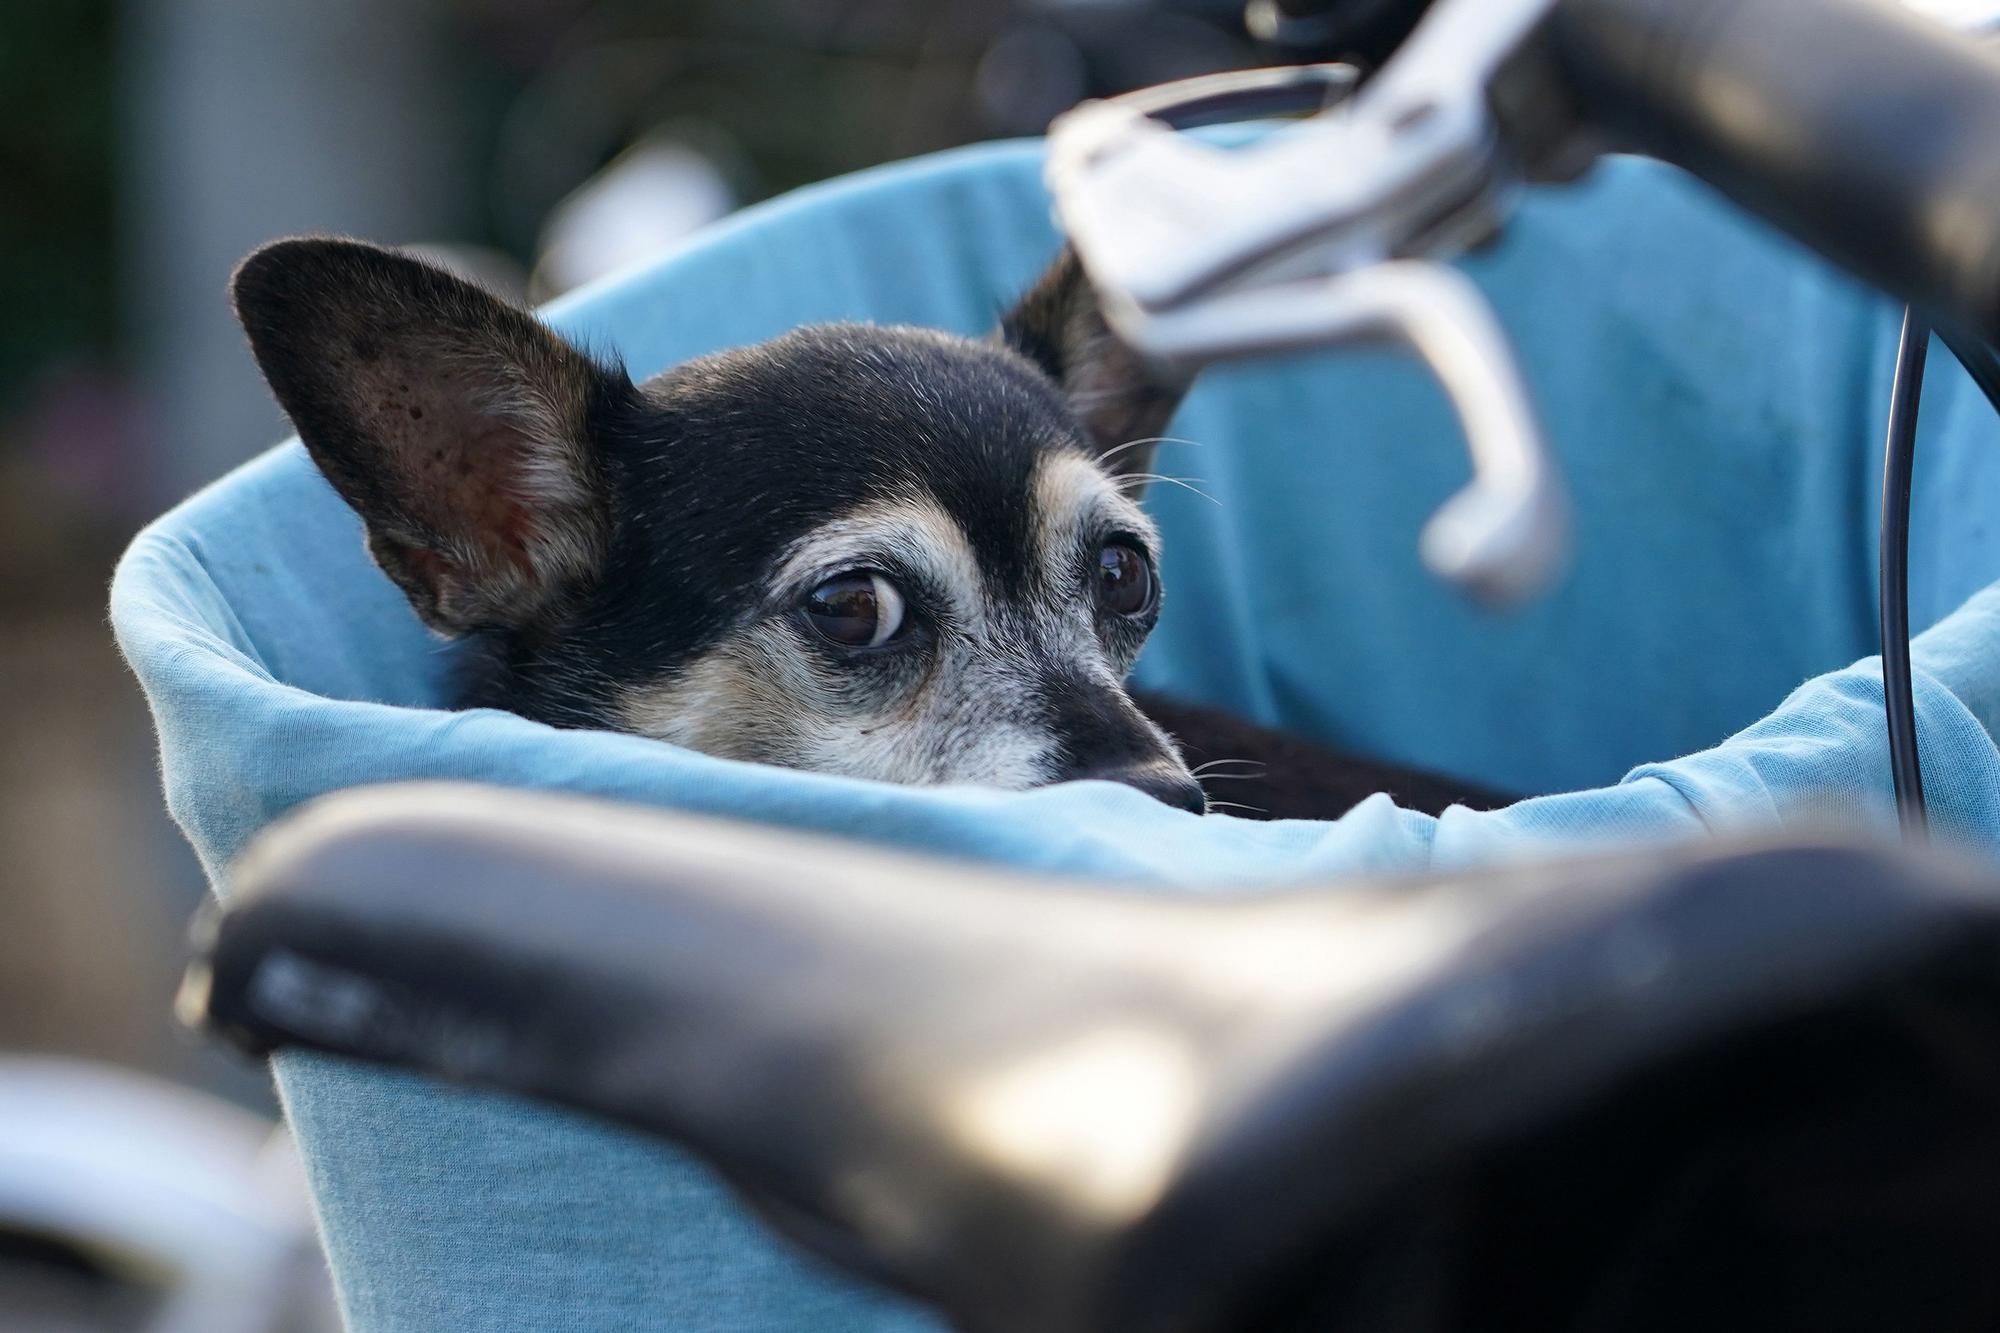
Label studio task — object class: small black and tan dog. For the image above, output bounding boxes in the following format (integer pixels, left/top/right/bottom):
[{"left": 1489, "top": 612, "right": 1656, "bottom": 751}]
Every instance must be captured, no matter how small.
[{"left": 230, "top": 239, "right": 1505, "bottom": 819}]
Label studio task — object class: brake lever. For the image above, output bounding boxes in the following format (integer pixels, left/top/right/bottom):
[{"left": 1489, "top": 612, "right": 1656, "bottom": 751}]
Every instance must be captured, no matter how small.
[{"left": 1046, "top": 0, "right": 1575, "bottom": 604}]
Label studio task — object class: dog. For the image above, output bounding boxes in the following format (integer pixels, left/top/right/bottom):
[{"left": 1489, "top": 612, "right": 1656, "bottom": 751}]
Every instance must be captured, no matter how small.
[{"left": 231, "top": 239, "right": 1509, "bottom": 819}]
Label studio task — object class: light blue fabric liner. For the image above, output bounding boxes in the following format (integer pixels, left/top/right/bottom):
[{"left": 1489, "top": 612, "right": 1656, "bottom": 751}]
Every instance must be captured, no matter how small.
[{"left": 114, "top": 139, "right": 2000, "bottom": 1329}]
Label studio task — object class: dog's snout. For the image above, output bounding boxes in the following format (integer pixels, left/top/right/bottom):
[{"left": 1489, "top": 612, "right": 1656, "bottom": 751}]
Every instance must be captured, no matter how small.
[
  {"left": 1038, "top": 674, "right": 1203, "bottom": 812},
  {"left": 1079, "top": 765, "right": 1207, "bottom": 815}
]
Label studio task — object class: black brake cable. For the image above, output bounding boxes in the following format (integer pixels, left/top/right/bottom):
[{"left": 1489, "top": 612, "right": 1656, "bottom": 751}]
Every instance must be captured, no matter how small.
[
  {"left": 1887, "top": 320, "right": 2000, "bottom": 844},
  {"left": 1881, "top": 308, "right": 1928, "bottom": 841}
]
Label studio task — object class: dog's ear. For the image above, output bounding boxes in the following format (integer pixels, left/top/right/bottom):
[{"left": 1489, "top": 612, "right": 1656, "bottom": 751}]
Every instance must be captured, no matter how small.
[
  {"left": 999, "top": 248, "right": 1192, "bottom": 480},
  {"left": 230, "top": 237, "right": 628, "bottom": 636}
]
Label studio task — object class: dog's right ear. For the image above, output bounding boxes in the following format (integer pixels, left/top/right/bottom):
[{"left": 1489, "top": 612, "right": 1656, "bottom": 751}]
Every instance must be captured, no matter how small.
[
  {"left": 999, "top": 248, "right": 1193, "bottom": 481},
  {"left": 231, "top": 238, "right": 630, "bottom": 636}
]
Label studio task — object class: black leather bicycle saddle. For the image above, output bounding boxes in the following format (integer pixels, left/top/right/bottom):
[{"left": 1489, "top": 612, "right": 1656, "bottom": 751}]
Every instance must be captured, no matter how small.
[{"left": 186, "top": 784, "right": 2000, "bottom": 1331}]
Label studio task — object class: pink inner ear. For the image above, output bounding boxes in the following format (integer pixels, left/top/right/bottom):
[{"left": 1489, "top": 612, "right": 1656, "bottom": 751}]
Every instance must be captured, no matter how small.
[
  {"left": 365, "top": 367, "right": 553, "bottom": 577},
  {"left": 455, "top": 425, "right": 545, "bottom": 569}
]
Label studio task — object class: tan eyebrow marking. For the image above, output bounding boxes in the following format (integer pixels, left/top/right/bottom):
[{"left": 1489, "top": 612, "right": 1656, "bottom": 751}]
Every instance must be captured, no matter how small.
[
  {"left": 766, "top": 493, "right": 982, "bottom": 613},
  {"left": 1030, "top": 451, "right": 1160, "bottom": 581}
]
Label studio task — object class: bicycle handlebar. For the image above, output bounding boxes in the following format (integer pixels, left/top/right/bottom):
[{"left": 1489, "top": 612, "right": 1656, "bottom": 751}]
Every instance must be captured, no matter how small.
[
  {"left": 187, "top": 784, "right": 2000, "bottom": 1332},
  {"left": 1549, "top": 0, "right": 2000, "bottom": 339}
]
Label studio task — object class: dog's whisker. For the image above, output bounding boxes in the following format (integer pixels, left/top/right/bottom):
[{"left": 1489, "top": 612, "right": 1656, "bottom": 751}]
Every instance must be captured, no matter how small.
[
  {"left": 1204, "top": 799, "right": 1270, "bottom": 816},
  {"left": 1120, "top": 472, "right": 1212, "bottom": 486},
  {"left": 1100, "top": 435, "right": 1207, "bottom": 466},
  {"left": 1190, "top": 757, "right": 1266, "bottom": 774},
  {"left": 1153, "top": 477, "right": 1222, "bottom": 505},
  {"left": 1097, "top": 438, "right": 1157, "bottom": 467},
  {"left": 1116, "top": 473, "right": 1222, "bottom": 506},
  {"left": 1196, "top": 772, "right": 1267, "bottom": 784}
]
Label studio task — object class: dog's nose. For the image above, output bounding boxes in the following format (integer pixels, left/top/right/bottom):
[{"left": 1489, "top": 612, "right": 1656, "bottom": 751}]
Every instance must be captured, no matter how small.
[
  {"left": 1083, "top": 765, "right": 1207, "bottom": 815},
  {"left": 1034, "top": 676, "right": 1206, "bottom": 813}
]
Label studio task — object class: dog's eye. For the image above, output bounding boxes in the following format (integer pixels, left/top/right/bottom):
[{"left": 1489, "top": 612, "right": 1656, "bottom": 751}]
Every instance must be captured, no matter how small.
[
  {"left": 804, "top": 571, "right": 907, "bottom": 648},
  {"left": 1096, "top": 543, "right": 1155, "bottom": 618}
]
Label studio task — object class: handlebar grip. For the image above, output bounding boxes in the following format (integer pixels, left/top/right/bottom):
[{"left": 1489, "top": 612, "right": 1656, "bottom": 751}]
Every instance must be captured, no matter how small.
[{"left": 1549, "top": 0, "right": 2000, "bottom": 340}]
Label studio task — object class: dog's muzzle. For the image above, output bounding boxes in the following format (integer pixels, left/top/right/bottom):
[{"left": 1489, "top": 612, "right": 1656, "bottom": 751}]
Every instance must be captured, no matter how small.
[{"left": 1070, "top": 762, "right": 1207, "bottom": 815}]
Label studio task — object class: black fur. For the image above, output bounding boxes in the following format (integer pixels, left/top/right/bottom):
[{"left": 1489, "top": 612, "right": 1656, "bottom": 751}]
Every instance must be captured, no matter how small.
[
  {"left": 473, "top": 325, "right": 1119, "bottom": 726},
  {"left": 234, "top": 241, "right": 1134, "bottom": 727}
]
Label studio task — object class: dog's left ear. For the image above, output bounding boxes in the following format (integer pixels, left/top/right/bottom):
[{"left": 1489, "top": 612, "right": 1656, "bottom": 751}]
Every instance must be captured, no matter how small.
[
  {"left": 231, "top": 237, "right": 628, "bottom": 637},
  {"left": 999, "top": 249, "right": 1192, "bottom": 480}
]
